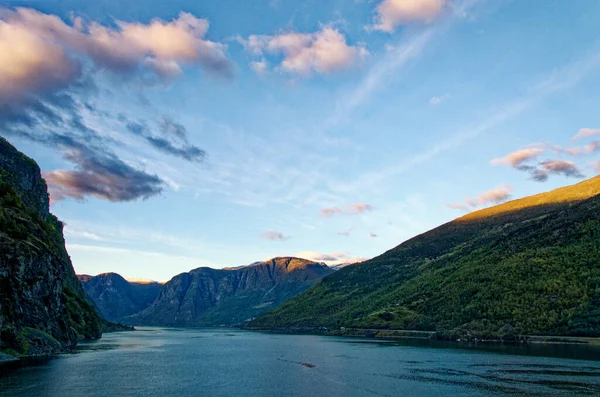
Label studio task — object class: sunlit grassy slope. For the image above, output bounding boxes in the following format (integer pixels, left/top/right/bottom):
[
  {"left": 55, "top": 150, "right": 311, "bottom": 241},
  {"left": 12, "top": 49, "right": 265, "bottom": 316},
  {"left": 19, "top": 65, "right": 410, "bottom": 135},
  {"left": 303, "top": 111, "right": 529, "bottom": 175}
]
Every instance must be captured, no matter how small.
[{"left": 249, "top": 176, "right": 600, "bottom": 336}]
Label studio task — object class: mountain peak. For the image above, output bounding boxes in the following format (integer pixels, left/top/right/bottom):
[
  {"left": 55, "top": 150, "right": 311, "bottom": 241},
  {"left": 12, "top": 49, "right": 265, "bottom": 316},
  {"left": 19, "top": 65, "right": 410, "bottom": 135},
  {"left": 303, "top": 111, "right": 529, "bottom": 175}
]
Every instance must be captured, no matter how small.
[{"left": 268, "top": 257, "right": 323, "bottom": 272}]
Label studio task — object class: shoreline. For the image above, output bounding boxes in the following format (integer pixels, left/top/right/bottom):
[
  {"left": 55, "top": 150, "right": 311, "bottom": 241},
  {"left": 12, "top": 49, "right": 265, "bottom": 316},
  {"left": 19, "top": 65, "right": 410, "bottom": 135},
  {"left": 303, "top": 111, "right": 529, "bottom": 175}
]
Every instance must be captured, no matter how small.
[
  {"left": 0, "top": 328, "right": 135, "bottom": 366},
  {"left": 243, "top": 326, "right": 600, "bottom": 346},
  {"left": 0, "top": 352, "right": 19, "bottom": 364},
  {"left": 3, "top": 326, "right": 600, "bottom": 369}
]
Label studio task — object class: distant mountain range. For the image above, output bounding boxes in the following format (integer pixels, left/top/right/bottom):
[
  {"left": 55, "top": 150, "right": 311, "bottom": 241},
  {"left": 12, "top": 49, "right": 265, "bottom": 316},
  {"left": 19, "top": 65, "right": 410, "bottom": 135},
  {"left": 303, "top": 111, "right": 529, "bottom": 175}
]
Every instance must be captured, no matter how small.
[
  {"left": 79, "top": 257, "right": 334, "bottom": 326},
  {"left": 249, "top": 176, "right": 600, "bottom": 337}
]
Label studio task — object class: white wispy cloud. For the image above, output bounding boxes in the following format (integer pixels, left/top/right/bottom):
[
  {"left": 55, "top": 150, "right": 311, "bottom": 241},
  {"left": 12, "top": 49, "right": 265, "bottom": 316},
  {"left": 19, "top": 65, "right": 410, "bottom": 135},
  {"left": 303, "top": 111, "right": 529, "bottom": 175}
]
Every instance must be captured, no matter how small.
[
  {"left": 324, "top": 45, "right": 600, "bottom": 200},
  {"left": 326, "top": 28, "right": 435, "bottom": 128}
]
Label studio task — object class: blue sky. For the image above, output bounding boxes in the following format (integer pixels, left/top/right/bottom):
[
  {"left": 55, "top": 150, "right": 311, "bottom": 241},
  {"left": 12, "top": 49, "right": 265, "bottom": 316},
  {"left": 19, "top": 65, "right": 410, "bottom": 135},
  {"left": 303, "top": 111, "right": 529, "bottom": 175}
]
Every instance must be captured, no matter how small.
[{"left": 1, "top": 0, "right": 600, "bottom": 281}]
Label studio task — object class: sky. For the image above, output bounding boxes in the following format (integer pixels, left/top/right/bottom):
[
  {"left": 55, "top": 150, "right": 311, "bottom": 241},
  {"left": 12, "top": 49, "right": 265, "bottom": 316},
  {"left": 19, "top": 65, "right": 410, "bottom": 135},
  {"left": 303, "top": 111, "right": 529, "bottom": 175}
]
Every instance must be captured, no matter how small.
[{"left": 1, "top": 0, "right": 600, "bottom": 282}]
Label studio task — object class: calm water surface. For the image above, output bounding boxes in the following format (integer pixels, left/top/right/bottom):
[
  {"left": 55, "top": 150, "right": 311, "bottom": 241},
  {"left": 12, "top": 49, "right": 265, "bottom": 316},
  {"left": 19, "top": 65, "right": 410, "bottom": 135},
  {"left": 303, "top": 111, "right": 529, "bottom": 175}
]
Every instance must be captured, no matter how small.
[{"left": 1, "top": 328, "right": 600, "bottom": 396}]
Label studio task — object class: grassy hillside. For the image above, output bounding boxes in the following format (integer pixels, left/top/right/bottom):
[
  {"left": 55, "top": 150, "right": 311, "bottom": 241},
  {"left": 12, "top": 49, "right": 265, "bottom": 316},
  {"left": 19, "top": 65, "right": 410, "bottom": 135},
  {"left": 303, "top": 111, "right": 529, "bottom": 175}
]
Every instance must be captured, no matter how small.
[{"left": 249, "top": 177, "right": 600, "bottom": 337}]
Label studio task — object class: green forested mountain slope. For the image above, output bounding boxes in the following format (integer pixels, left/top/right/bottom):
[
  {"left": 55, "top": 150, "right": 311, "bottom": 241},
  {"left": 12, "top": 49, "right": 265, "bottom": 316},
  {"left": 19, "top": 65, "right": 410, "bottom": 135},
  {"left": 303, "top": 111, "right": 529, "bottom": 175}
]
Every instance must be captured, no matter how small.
[{"left": 249, "top": 177, "right": 600, "bottom": 336}]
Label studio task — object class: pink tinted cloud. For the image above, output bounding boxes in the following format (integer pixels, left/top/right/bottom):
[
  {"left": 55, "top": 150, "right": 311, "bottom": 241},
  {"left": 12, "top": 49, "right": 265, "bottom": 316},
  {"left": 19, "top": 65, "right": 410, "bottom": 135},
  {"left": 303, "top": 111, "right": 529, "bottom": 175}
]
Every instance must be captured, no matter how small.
[
  {"left": 241, "top": 27, "right": 368, "bottom": 77},
  {"left": 588, "top": 161, "right": 600, "bottom": 173},
  {"left": 0, "top": 8, "right": 232, "bottom": 105},
  {"left": 447, "top": 184, "right": 513, "bottom": 212},
  {"left": 573, "top": 128, "right": 600, "bottom": 140},
  {"left": 491, "top": 148, "right": 544, "bottom": 168},
  {"left": 320, "top": 203, "right": 374, "bottom": 218},
  {"left": 371, "top": 0, "right": 447, "bottom": 33},
  {"left": 320, "top": 207, "right": 344, "bottom": 218},
  {"left": 349, "top": 203, "right": 374, "bottom": 214},
  {"left": 584, "top": 141, "right": 600, "bottom": 153}
]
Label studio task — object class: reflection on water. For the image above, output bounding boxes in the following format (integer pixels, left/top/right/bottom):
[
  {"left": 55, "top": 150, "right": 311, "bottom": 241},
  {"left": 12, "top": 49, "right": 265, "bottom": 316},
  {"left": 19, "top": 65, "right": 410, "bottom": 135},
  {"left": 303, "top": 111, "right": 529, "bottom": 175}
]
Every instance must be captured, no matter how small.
[
  {"left": 1, "top": 328, "right": 599, "bottom": 397},
  {"left": 347, "top": 337, "right": 600, "bottom": 361}
]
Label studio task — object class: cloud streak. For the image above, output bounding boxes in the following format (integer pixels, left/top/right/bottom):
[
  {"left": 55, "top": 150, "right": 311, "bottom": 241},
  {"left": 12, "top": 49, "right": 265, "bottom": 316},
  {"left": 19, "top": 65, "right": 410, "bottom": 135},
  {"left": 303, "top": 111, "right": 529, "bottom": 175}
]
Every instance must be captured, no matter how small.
[
  {"left": 123, "top": 116, "right": 205, "bottom": 162},
  {"left": 320, "top": 207, "right": 343, "bottom": 218},
  {"left": 1, "top": 90, "right": 167, "bottom": 202},
  {"left": 294, "top": 250, "right": 367, "bottom": 266},
  {"left": 261, "top": 231, "right": 289, "bottom": 241},
  {"left": 491, "top": 148, "right": 545, "bottom": 169},
  {"left": 447, "top": 184, "right": 513, "bottom": 211},
  {"left": 320, "top": 203, "right": 374, "bottom": 218},
  {"left": 573, "top": 128, "right": 600, "bottom": 140}
]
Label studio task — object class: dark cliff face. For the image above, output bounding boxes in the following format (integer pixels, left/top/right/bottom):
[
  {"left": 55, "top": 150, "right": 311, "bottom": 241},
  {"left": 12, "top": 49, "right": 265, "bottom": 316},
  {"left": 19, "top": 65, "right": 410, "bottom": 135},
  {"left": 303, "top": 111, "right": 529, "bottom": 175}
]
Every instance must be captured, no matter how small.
[
  {"left": 126, "top": 257, "right": 334, "bottom": 327},
  {"left": 0, "top": 140, "right": 50, "bottom": 219},
  {"left": 0, "top": 137, "right": 102, "bottom": 356},
  {"left": 78, "top": 273, "right": 162, "bottom": 323}
]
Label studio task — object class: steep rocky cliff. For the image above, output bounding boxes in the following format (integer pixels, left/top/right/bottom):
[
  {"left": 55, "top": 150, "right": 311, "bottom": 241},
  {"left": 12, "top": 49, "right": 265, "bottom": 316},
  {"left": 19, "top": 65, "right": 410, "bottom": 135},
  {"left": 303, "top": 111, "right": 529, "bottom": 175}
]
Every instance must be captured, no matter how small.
[
  {"left": 78, "top": 273, "right": 162, "bottom": 323},
  {"left": 0, "top": 137, "right": 102, "bottom": 357},
  {"left": 127, "top": 257, "right": 333, "bottom": 327}
]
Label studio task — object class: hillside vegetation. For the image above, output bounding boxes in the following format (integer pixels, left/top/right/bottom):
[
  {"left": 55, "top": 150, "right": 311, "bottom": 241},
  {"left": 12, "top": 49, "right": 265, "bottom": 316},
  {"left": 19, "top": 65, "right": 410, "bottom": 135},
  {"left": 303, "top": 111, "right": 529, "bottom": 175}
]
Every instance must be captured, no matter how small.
[{"left": 249, "top": 177, "right": 600, "bottom": 337}]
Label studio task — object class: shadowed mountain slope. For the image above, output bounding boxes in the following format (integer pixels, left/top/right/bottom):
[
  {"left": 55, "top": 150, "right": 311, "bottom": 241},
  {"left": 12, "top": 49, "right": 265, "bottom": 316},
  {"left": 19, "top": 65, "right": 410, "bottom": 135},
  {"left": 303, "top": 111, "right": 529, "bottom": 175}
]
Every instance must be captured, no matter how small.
[
  {"left": 127, "top": 257, "right": 334, "bottom": 327},
  {"left": 78, "top": 273, "right": 162, "bottom": 323}
]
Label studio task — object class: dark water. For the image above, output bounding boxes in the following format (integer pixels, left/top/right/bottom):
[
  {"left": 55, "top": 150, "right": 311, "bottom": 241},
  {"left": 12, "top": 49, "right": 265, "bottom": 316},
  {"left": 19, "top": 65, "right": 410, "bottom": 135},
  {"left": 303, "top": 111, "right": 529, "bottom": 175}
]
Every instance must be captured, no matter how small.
[{"left": 1, "top": 328, "right": 600, "bottom": 396}]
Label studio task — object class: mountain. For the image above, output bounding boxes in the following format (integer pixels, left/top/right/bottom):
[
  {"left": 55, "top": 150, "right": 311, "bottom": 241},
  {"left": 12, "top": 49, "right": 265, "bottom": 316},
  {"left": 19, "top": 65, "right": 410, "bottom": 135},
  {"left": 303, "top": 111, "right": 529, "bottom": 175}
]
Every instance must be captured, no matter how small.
[
  {"left": 0, "top": 137, "right": 102, "bottom": 357},
  {"left": 127, "top": 257, "right": 334, "bottom": 327},
  {"left": 78, "top": 273, "right": 162, "bottom": 323},
  {"left": 249, "top": 177, "right": 600, "bottom": 338}
]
